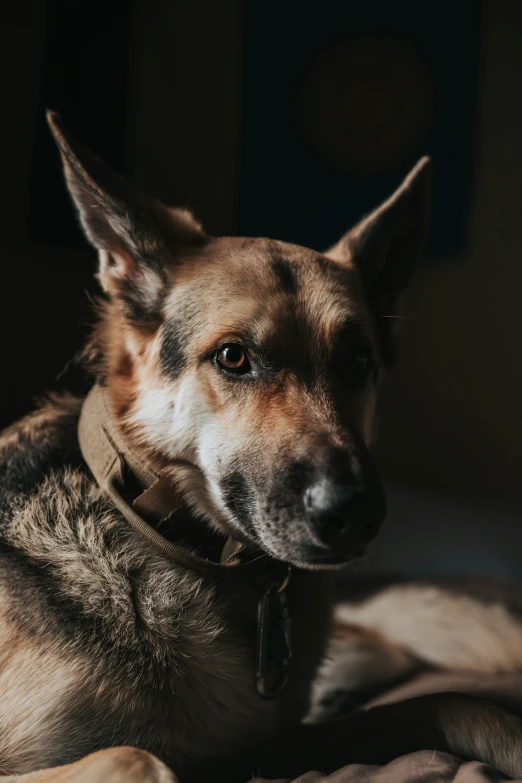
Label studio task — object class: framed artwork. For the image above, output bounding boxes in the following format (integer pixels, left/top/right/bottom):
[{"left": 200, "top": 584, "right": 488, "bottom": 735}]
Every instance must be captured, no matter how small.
[{"left": 240, "top": 0, "right": 481, "bottom": 257}]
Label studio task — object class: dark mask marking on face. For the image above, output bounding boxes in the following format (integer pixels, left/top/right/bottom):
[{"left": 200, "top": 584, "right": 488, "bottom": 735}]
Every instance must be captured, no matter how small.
[
  {"left": 160, "top": 322, "right": 186, "bottom": 379},
  {"left": 272, "top": 257, "right": 299, "bottom": 295},
  {"left": 119, "top": 280, "right": 163, "bottom": 325},
  {"left": 220, "top": 470, "right": 255, "bottom": 527}
]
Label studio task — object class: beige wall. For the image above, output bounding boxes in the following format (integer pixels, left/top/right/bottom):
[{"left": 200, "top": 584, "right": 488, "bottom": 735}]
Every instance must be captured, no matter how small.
[{"left": 374, "top": 0, "right": 522, "bottom": 506}]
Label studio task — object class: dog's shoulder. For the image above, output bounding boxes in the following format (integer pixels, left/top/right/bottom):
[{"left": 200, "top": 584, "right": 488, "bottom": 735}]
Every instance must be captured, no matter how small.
[
  {"left": 0, "top": 392, "right": 83, "bottom": 523},
  {"left": 0, "top": 396, "right": 281, "bottom": 773},
  {"left": 0, "top": 393, "right": 220, "bottom": 655},
  {"left": 0, "top": 396, "right": 331, "bottom": 777}
]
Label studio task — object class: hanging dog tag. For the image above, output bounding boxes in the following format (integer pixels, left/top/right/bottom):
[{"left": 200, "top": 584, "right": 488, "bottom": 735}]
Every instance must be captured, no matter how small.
[{"left": 255, "top": 581, "right": 291, "bottom": 699}]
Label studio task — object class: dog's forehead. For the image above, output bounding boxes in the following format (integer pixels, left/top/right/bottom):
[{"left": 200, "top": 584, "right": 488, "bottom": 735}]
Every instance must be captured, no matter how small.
[
  {"left": 168, "top": 236, "right": 363, "bottom": 324},
  {"left": 159, "top": 236, "right": 370, "bottom": 378},
  {"left": 207, "top": 235, "right": 353, "bottom": 283}
]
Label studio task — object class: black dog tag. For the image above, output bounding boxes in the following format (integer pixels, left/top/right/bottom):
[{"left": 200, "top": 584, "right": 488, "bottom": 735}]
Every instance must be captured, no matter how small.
[{"left": 256, "top": 582, "right": 291, "bottom": 699}]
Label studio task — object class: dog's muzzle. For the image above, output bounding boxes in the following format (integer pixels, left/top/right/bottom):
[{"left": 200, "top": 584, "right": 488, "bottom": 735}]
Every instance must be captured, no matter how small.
[
  {"left": 303, "top": 474, "right": 386, "bottom": 558},
  {"left": 267, "top": 442, "right": 386, "bottom": 565}
]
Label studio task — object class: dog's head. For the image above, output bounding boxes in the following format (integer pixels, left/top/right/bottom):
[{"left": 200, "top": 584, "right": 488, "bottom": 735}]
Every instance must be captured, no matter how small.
[{"left": 49, "top": 113, "right": 429, "bottom": 570}]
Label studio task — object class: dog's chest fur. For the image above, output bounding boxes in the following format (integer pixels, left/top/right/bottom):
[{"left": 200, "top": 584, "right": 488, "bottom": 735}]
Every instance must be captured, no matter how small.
[{"left": 0, "top": 395, "right": 331, "bottom": 780}]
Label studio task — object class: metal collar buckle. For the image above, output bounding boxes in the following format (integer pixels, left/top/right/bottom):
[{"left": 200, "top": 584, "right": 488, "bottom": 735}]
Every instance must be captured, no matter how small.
[{"left": 255, "top": 567, "right": 292, "bottom": 699}]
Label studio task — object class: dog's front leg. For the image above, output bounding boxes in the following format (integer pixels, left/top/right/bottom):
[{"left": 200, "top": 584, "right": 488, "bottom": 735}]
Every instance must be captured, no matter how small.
[
  {"left": 285, "top": 692, "right": 522, "bottom": 779},
  {"left": 0, "top": 747, "right": 177, "bottom": 783}
]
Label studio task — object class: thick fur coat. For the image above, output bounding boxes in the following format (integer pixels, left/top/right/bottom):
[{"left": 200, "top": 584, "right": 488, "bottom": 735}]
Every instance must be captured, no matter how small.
[{"left": 1, "top": 115, "right": 522, "bottom": 783}]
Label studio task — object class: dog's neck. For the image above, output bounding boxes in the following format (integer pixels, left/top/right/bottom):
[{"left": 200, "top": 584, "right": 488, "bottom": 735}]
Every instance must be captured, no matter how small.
[
  {"left": 78, "top": 383, "right": 293, "bottom": 698},
  {"left": 78, "top": 384, "right": 292, "bottom": 586},
  {"left": 78, "top": 383, "right": 253, "bottom": 575}
]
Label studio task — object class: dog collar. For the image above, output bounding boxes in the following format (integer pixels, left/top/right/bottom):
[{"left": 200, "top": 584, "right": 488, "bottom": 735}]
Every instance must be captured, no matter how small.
[
  {"left": 78, "top": 385, "right": 292, "bottom": 697},
  {"left": 78, "top": 383, "right": 252, "bottom": 574}
]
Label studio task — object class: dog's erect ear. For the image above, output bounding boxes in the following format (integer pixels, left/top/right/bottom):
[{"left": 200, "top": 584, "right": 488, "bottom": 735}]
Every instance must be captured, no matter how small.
[
  {"left": 47, "top": 111, "right": 205, "bottom": 321},
  {"left": 326, "top": 157, "right": 430, "bottom": 295},
  {"left": 326, "top": 157, "right": 430, "bottom": 365}
]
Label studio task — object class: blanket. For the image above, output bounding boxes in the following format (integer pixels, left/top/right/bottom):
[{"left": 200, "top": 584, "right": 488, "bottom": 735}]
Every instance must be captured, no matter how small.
[
  {"left": 254, "top": 577, "right": 522, "bottom": 783},
  {"left": 254, "top": 752, "right": 519, "bottom": 782}
]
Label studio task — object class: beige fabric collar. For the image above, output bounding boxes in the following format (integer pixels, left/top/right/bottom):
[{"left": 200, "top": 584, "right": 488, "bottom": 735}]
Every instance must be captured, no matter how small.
[
  {"left": 78, "top": 384, "right": 292, "bottom": 698},
  {"left": 78, "top": 384, "right": 246, "bottom": 576}
]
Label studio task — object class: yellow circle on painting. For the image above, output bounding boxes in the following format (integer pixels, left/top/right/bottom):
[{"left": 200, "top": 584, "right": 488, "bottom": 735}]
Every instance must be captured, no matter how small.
[{"left": 298, "top": 33, "right": 435, "bottom": 175}]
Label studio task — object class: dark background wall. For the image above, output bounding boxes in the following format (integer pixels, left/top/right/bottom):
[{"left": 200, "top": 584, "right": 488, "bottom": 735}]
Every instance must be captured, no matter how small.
[
  {"left": 374, "top": 1, "right": 522, "bottom": 508},
  {"left": 0, "top": 0, "right": 520, "bottom": 512}
]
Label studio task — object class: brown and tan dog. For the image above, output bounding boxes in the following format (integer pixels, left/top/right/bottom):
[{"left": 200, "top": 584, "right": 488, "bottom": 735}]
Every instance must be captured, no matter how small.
[{"left": 0, "top": 113, "right": 521, "bottom": 782}]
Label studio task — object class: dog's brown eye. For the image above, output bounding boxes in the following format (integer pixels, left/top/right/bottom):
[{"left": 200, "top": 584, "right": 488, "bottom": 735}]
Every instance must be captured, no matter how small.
[
  {"left": 347, "top": 346, "right": 372, "bottom": 379},
  {"left": 216, "top": 344, "right": 251, "bottom": 374}
]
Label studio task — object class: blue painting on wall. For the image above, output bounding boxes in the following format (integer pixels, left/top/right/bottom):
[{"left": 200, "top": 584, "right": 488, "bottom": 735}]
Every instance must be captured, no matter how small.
[{"left": 239, "top": 0, "right": 481, "bottom": 257}]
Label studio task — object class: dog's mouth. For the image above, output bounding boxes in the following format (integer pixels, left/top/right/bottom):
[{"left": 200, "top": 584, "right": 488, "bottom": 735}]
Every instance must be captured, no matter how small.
[
  {"left": 248, "top": 491, "right": 385, "bottom": 571},
  {"left": 299, "top": 545, "right": 367, "bottom": 566},
  {"left": 250, "top": 517, "right": 378, "bottom": 571}
]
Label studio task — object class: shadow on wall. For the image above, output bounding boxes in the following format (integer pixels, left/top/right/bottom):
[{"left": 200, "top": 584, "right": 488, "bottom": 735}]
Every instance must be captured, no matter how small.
[
  {"left": 374, "top": 0, "right": 522, "bottom": 507},
  {"left": 352, "top": 483, "right": 522, "bottom": 583}
]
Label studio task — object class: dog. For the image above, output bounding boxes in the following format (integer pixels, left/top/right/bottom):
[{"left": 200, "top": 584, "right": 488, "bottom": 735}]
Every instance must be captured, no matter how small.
[{"left": 0, "top": 112, "right": 521, "bottom": 783}]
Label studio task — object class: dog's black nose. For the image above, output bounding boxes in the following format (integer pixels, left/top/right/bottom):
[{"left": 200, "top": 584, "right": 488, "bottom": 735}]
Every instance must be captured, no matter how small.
[{"left": 303, "top": 477, "right": 385, "bottom": 551}]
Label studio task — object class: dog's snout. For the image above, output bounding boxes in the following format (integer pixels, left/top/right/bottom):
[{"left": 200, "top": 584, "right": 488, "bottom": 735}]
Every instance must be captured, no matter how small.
[
  {"left": 304, "top": 481, "right": 357, "bottom": 522},
  {"left": 264, "top": 442, "right": 386, "bottom": 565},
  {"left": 303, "top": 478, "right": 384, "bottom": 550}
]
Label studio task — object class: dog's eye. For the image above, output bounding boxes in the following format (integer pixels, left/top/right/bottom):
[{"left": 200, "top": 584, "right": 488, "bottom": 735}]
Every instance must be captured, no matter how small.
[
  {"left": 346, "top": 345, "right": 372, "bottom": 380},
  {"left": 216, "top": 344, "right": 251, "bottom": 374}
]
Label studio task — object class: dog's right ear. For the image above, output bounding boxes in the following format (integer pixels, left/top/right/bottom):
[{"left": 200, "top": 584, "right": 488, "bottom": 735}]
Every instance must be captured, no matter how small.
[
  {"left": 326, "top": 158, "right": 430, "bottom": 366},
  {"left": 47, "top": 112, "right": 205, "bottom": 321}
]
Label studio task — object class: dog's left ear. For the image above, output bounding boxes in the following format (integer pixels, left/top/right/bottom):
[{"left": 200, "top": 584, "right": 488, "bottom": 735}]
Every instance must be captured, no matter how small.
[
  {"left": 326, "top": 158, "right": 430, "bottom": 363},
  {"left": 47, "top": 111, "right": 205, "bottom": 321}
]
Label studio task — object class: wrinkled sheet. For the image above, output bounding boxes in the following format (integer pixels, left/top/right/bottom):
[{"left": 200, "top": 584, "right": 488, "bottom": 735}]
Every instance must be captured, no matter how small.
[
  {"left": 254, "top": 751, "right": 519, "bottom": 783},
  {"left": 252, "top": 672, "right": 522, "bottom": 783}
]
